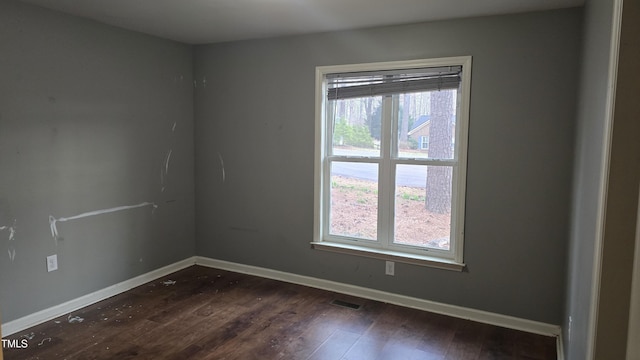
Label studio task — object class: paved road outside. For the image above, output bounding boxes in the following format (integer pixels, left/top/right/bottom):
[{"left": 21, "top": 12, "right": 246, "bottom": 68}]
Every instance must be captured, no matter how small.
[{"left": 331, "top": 162, "right": 428, "bottom": 188}]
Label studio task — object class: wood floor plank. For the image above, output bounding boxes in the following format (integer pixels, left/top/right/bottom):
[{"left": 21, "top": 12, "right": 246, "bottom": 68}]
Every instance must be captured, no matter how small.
[
  {"left": 3, "top": 266, "right": 557, "bottom": 360},
  {"left": 444, "top": 319, "right": 492, "bottom": 360},
  {"left": 342, "top": 304, "right": 411, "bottom": 360},
  {"left": 306, "top": 329, "right": 361, "bottom": 360}
]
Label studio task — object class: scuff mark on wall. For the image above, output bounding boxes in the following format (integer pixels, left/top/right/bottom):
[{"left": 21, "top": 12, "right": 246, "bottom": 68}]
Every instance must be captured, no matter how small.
[
  {"left": 49, "top": 202, "right": 157, "bottom": 241},
  {"left": 160, "top": 149, "right": 172, "bottom": 192},
  {"left": 160, "top": 167, "right": 165, "bottom": 192},
  {"left": 160, "top": 122, "right": 176, "bottom": 193},
  {"left": 7, "top": 247, "right": 16, "bottom": 261},
  {"left": 218, "top": 153, "right": 226, "bottom": 183},
  {"left": 164, "top": 149, "right": 173, "bottom": 175}
]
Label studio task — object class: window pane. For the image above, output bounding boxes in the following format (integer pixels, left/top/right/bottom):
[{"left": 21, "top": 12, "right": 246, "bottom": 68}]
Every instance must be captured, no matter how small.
[
  {"left": 330, "top": 97, "right": 382, "bottom": 157},
  {"left": 394, "top": 164, "right": 452, "bottom": 250},
  {"left": 330, "top": 161, "right": 378, "bottom": 240},
  {"left": 398, "top": 90, "right": 456, "bottom": 160}
]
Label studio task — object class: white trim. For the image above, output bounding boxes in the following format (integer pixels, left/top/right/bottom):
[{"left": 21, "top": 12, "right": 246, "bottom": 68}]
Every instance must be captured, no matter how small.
[
  {"left": 195, "top": 256, "right": 560, "bottom": 337},
  {"left": 313, "top": 65, "right": 325, "bottom": 245},
  {"left": 314, "top": 56, "right": 472, "bottom": 263},
  {"left": 310, "top": 241, "right": 465, "bottom": 271},
  {"left": 587, "top": 0, "right": 623, "bottom": 359},
  {"left": 557, "top": 332, "right": 566, "bottom": 360},
  {"left": 1, "top": 257, "right": 196, "bottom": 336},
  {"left": 2, "top": 255, "right": 562, "bottom": 358}
]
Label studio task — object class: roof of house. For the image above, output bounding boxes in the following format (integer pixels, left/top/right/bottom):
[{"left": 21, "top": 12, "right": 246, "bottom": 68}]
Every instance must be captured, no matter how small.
[
  {"left": 408, "top": 115, "right": 430, "bottom": 136},
  {"left": 408, "top": 114, "right": 456, "bottom": 136}
]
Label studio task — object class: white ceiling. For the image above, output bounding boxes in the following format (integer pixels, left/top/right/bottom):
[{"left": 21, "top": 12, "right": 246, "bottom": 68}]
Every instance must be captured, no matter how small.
[{"left": 21, "top": 0, "right": 584, "bottom": 45}]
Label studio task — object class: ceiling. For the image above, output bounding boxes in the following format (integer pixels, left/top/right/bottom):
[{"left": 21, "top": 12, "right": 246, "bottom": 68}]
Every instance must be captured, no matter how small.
[{"left": 21, "top": 0, "right": 584, "bottom": 45}]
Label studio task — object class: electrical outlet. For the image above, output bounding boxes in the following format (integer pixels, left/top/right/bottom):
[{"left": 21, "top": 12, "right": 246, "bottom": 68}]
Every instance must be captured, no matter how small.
[
  {"left": 385, "top": 261, "right": 395, "bottom": 276},
  {"left": 47, "top": 254, "right": 58, "bottom": 272}
]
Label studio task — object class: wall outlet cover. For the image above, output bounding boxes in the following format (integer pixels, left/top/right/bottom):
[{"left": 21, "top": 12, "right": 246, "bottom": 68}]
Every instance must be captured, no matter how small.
[
  {"left": 47, "top": 254, "right": 58, "bottom": 272},
  {"left": 385, "top": 261, "right": 395, "bottom": 276}
]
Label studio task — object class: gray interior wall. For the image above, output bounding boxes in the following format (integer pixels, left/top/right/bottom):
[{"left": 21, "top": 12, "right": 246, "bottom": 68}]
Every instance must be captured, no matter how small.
[
  {"left": 194, "top": 8, "right": 582, "bottom": 324},
  {"left": 0, "top": 1, "right": 195, "bottom": 322},
  {"left": 563, "top": 0, "right": 616, "bottom": 358}
]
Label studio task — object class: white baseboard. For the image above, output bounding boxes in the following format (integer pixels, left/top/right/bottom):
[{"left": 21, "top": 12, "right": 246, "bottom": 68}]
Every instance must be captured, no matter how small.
[
  {"left": 3, "top": 255, "right": 563, "bottom": 359},
  {"left": 1, "top": 257, "right": 196, "bottom": 336},
  {"left": 195, "top": 256, "right": 561, "bottom": 338},
  {"left": 557, "top": 332, "right": 565, "bottom": 360}
]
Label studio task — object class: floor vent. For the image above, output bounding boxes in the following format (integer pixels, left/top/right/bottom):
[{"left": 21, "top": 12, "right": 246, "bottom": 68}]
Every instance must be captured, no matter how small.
[{"left": 331, "top": 299, "right": 361, "bottom": 310}]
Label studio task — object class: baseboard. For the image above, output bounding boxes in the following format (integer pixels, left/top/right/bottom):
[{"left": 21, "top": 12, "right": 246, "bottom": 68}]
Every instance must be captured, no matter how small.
[
  {"left": 3, "top": 255, "right": 563, "bottom": 358},
  {"left": 195, "top": 256, "right": 561, "bottom": 338},
  {"left": 1, "top": 257, "right": 197, "bottom": 336},
  {"left": 557, "top": 332, "right": 565, "bottom": 360}
]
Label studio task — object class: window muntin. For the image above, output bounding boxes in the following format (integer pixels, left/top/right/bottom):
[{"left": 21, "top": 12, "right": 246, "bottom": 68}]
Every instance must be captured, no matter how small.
[{"left": 315, "top": 57, "right": 471, "bottom": 264}]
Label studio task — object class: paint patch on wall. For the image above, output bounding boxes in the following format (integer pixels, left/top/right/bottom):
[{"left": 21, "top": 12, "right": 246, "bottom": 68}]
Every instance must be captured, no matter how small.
[
  {"left": 49, "top": 202, "right": 157, "bottom": 241},
  {"left": 1, "top": 220, "right": 17, "bottom": 261},
  {"left": 0, "top": 222, "right": 16, "bottom": 241}
]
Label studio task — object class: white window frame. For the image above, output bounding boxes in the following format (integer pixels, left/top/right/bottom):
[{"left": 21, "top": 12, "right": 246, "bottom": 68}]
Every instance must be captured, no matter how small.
[{"left": 312, "top": 57, "right": 472, "bottom": 271}]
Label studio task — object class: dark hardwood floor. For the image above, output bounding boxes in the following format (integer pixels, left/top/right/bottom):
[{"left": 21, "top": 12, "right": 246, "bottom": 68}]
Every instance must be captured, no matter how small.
[{"left": 3, "top": 266, "right": 557, "bottom": 359}]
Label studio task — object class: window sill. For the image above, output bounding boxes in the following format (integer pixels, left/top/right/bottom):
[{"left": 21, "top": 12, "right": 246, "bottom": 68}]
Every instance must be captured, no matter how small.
[{"left": 310, "top": 241, "right": 465, "bottom": 272}]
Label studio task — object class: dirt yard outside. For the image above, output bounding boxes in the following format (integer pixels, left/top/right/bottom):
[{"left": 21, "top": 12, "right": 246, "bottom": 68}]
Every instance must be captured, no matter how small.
[{"left": 330, "top": 176, "right": 450, "bottom": 250}]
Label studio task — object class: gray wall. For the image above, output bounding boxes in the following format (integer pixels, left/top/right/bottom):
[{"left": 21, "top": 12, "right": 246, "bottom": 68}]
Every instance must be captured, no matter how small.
[
  {"left": 0, "top": 1, "right": 195, "bottom": 322},
  {"left": 194, "top": 9, "right": 582, "bottom": 324},
  {"left": 563, "top": 0, "right": 616, "bottom": 358}
]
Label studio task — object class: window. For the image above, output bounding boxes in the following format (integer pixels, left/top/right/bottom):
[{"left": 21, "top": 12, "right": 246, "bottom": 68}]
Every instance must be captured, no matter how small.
[
  {"left": 420, "top": 136, "right": 429, "bottom": 150},
  {"left": 313, "top": 57, "right": 471, "bottom": 270}
]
